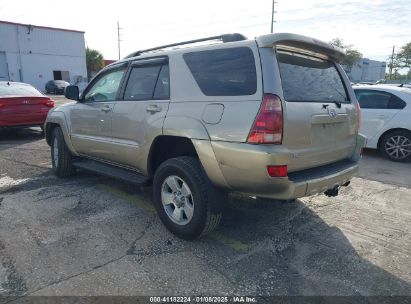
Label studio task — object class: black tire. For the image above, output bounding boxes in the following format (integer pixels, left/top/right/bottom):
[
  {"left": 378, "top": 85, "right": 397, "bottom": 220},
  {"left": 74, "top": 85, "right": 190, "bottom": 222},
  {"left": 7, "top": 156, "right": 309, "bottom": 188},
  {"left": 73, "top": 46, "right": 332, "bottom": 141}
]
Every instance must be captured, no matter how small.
[
  {"left": 153, "top": 156, "right": 223, "bottom": 240},
  {"left": 379, "top": 130, "right": 411, "bottom": 162},
  {"left": 51, "top": 127, "right": 75, "bottom": 177}
]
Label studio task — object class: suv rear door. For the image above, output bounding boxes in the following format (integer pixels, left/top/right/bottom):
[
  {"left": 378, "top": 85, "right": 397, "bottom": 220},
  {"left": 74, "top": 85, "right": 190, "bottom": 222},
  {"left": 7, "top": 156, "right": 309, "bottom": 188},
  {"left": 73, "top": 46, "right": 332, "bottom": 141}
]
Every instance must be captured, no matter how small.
[
  {"left": 109, "top": 57, "right": 170, "bottom": 172},
  {"left": 258, "top": 35, "right": 358, "bottom": 171}
]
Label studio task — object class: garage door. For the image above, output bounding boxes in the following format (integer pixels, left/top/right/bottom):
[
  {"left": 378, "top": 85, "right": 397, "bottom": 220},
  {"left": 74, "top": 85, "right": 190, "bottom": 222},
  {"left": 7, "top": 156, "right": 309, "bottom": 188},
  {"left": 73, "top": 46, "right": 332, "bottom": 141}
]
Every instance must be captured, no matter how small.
[{"left": 0, "top": 52, "right": 10, "bottom": 81}]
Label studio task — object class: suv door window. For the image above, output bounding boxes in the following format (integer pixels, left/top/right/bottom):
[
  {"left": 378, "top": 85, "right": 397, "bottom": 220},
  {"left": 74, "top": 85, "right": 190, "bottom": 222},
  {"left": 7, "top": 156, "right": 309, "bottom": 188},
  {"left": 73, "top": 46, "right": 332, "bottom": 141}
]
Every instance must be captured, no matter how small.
[
  {"left": 183, "top": 47, "right": 257, "bottom": 96},
  {"left": 354, "top": 90, "right": 406, "bottom": 109},
  {"left": 84, "top": 69, "right": 125, "bottom": 102},
  {"left": 124, "top": 65, "right": 169, "bottom": 101},
  {"left": 153, "top": 65, "right": 170, "bottom": 99}
]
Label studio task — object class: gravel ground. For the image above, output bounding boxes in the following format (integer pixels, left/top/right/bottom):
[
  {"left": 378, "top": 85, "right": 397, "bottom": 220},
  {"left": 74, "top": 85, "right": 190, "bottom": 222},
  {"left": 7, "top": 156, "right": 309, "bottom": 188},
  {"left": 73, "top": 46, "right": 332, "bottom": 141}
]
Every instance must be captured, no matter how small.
[{"left": 0, "top": 96, "right": 410, "bottom": 298}]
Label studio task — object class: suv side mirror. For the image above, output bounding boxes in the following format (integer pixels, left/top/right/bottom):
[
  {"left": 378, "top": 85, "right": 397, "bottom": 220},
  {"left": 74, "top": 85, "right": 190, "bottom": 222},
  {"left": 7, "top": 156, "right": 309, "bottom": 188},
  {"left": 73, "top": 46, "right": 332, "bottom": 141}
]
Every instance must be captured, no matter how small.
[{"left": 64, "top": 85, "right": 80, "bottom": 101}]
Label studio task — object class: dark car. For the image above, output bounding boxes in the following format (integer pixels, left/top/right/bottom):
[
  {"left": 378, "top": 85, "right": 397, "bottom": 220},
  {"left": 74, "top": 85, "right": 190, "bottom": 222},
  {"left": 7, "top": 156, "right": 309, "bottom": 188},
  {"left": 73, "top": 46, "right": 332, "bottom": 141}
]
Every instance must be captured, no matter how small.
[
  {"left": 0, "top": 81, "right": 54, "bottom": 129},
  {"left": 45, "top": 80, "right": 70, "bottom": 94}
]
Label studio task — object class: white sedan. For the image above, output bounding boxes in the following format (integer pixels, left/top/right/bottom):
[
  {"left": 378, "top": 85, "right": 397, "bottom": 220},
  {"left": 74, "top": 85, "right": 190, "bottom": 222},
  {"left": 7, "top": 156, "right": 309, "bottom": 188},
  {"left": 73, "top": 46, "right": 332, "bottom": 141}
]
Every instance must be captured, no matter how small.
[{"left": 353, "top": 85, "right": 411, "bottom": 162}]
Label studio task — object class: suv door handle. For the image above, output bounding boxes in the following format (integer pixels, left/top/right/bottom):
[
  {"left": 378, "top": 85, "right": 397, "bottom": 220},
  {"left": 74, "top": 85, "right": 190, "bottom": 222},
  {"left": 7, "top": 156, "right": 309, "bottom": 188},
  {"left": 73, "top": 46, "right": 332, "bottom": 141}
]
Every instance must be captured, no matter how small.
[
  {"left": 146, "top": 104, "right": 162, "bottom": 113},
  {"left": 101, "top": 105, "right": 112, "bottom": 113}
]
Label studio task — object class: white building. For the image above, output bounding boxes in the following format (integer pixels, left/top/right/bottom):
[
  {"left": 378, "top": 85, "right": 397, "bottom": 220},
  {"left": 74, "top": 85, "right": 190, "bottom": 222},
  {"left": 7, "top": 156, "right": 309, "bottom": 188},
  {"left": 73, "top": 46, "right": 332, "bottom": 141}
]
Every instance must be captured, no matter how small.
[
  {"left": 346, "top": 58, "right": 386, "bottom": 83},
  {"left": 0, "top": 20, "right": 87, "bottom": 91}
]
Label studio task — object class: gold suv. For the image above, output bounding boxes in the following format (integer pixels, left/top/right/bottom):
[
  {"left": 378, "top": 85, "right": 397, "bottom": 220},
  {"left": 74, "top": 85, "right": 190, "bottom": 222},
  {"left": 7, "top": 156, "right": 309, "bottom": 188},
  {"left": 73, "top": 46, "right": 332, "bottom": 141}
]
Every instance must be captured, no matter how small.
[{"left": 45, "top": 33, "right": 366, "bottom": 239}]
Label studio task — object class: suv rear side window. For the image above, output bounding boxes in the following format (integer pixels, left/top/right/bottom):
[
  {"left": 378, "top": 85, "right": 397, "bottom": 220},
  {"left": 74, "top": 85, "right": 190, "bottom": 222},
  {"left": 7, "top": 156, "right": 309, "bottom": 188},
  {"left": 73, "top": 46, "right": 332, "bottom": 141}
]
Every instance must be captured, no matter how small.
[
  {"left": 183, "top": 47, "right": 257, "bottom": 96},
  {"left": 277, "top": 51, "right": 349, "bottom": 103},
  {"left": 124, "top": 64, "right": 169, "bottom": 100},
  {"left": 154, "top": 65, "right": 170, "bottom": 99},
  {"left": 354, "top": 89, "right": 406, "bottom": 109}
]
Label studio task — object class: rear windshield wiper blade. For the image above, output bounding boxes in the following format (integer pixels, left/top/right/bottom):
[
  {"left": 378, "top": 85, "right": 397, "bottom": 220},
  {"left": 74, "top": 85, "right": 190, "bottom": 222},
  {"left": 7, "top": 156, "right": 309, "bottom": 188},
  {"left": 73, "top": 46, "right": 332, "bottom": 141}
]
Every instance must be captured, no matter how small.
[{"left": 321, "top": 101, "right": 343, "bottom": 108}]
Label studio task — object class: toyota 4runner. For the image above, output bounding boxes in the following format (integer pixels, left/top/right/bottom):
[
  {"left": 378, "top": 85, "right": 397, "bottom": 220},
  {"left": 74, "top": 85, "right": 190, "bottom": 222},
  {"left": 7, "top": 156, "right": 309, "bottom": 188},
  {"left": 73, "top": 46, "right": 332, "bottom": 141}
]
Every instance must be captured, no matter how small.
[{"left": 45, "top": 33, "right": 366, "bottom": 239}]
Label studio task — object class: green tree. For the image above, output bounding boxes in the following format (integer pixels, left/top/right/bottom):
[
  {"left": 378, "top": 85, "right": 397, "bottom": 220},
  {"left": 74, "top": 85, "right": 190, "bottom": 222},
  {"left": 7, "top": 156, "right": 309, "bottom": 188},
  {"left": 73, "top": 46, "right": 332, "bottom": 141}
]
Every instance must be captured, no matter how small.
[
  {"left": 386, "top": 43, "right": 411, "bottom": 80},
  {"left": 86, "top": 47, "right": 104, "bottom": 80},
  {"left": 394, "top": 42, "right": 411, "bottom": 69},
  {"left": 386, "top": 59, "right": 400, "bottom": 80},
  {"left": 330, "top": 38, "right": 363, "bottom": 70}
]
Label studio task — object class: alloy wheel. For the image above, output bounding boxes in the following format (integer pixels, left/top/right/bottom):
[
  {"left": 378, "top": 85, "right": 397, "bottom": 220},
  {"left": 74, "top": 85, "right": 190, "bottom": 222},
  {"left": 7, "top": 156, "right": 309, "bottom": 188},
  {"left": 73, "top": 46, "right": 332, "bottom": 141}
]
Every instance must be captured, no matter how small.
[
  {"left": 385, "top": 135, "right": 411, "bottom": 160},
  {"left": 161, "top": 175, "right": 194, "bottom": 225}
]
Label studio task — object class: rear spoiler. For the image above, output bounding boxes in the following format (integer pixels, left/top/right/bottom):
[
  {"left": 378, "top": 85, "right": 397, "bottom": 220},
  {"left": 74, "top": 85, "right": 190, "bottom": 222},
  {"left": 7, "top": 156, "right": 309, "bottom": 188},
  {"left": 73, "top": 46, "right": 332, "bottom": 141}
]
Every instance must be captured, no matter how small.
[{"left": 256, "top": 33, "right": 345, "bottom": 63}]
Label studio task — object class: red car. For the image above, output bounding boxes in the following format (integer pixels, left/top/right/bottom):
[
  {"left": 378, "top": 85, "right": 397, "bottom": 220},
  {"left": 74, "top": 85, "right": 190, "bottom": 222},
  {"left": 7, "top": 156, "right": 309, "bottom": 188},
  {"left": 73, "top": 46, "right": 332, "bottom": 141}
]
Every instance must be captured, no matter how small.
[{"left": 0, "top": 81, "right": 54, "bottom": 129}]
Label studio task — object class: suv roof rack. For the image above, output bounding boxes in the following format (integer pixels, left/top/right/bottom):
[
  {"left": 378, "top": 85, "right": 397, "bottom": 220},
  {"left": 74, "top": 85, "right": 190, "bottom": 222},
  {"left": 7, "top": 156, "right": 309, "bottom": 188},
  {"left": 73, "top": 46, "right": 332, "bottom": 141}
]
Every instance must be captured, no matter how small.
[{"left": 124, "top": 33, "right": 247, "bottom": 59}]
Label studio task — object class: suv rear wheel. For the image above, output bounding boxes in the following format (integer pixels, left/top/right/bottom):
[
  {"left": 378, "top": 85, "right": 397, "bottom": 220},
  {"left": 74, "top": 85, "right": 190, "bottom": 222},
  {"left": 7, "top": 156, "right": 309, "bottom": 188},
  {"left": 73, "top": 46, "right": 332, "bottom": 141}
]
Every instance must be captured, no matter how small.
[
  {"left": 380, "top": 130, "right": 411, "bottom": 162},
  {"left": 51, "top": 127, "right": 75, "bottom": 177},
  {"left": 153, "top": 156, "right": 223, "bottom": 240}
]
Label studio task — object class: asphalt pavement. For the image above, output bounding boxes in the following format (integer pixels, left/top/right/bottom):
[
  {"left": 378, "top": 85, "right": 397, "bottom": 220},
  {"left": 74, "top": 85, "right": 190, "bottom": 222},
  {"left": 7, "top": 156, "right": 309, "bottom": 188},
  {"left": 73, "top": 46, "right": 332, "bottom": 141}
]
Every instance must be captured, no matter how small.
[{"left": 0, "top": 97, "right": 410, "bottom": 298}]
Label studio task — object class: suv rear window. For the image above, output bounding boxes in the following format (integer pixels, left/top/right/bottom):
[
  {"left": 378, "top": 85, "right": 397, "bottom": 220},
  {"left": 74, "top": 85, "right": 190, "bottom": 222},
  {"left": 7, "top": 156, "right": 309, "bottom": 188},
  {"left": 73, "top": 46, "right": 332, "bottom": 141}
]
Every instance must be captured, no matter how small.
[
  {"left": 277, "top": 51, "right": 349, "bottom": 103},
  {"left": 183, "top": 47, "right": 257, "bottom": 96}
]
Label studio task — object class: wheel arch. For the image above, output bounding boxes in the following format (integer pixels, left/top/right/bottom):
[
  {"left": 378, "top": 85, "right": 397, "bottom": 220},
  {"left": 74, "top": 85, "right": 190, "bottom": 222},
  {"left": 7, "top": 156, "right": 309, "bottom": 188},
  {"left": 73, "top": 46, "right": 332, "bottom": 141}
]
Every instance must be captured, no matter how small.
[
  {"left": 162, "top": 116, "right": 210, "bottom": 140},
  {"left": 147, "top": 135, "right": 198, "bottom": 176},
  {"left": 147, "top": 135, "right": 229, "bottom": 188},
  {"left": 45, "top": 122, "right": 59, "bottom": 146},
  {"left": 44, "top": 112, "right": 78, "bottom": 155}
]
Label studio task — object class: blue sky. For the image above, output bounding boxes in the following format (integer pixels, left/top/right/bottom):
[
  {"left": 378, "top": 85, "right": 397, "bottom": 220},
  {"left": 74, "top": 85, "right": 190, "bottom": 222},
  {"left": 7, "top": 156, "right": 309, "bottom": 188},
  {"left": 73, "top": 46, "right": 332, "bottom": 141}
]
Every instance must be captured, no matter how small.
[{"left": 1, "top": 0, "right": 410, "bottom": 63}]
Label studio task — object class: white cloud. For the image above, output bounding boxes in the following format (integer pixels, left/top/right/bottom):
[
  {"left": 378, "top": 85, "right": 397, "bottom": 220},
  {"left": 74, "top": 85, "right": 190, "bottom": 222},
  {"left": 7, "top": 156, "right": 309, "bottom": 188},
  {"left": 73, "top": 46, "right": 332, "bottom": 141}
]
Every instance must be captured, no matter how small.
[{"left": 0, "top": 0, "right": 409, "bottom": 62}]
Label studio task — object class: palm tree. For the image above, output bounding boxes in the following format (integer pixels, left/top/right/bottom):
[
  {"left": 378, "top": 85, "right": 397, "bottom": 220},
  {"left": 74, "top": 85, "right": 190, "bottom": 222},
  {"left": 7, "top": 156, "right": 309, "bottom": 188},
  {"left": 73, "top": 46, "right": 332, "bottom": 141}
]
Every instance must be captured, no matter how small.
[{"left": 86, "top": 47, "right": 104, "bottom": 80}]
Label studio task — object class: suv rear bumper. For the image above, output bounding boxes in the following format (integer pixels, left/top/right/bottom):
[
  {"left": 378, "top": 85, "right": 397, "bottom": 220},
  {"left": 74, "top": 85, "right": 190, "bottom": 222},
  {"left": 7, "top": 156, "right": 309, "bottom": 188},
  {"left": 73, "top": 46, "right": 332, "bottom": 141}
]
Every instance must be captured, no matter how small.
[
  {"left": 287, "top": 159, "right": 357, "bottom": 198},
  {"left": 210, "top": 136, "right": 365, "bottom": 199}
]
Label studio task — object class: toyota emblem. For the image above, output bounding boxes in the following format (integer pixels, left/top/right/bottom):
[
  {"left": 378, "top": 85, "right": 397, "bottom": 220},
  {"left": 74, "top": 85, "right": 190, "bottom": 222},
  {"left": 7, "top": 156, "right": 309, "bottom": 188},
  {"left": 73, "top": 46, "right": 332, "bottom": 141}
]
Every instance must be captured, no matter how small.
[{"left": 328, "top": 109, "right": 337, "bottom": 118}]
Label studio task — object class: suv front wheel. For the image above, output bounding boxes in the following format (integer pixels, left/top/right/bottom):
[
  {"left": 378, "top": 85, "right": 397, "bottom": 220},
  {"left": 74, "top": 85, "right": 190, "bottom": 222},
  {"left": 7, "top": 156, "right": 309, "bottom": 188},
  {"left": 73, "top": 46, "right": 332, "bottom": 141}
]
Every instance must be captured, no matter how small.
[{"left": 153, "top": 156, "right": 223, "bottom": 240}]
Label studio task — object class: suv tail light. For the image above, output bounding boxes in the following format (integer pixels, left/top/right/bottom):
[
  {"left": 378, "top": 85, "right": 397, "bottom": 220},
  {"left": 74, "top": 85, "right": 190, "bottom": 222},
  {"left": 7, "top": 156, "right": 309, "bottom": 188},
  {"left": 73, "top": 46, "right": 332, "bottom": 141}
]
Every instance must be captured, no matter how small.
[
  {"left": 247, "top": 94, "right": 283, "bottom": 144},
  {"left": 43, "top": 99, "right": 55, "bottom": 107}
]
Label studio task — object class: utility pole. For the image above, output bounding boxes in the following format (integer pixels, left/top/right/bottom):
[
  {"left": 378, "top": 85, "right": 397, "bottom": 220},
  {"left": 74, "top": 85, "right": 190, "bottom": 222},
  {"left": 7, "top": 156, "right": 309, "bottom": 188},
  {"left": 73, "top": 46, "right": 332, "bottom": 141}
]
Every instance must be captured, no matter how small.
[
  {"left": 389, "top": 45, "right": 395, "bottom": 80},
  {"left": 117, "top": 21, "right": 123, "bottom": 60},
  {"left": 271, "top": 0, "right": 277, "bottom": 33}
]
